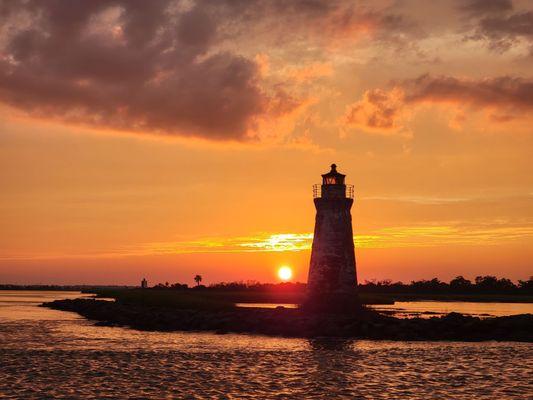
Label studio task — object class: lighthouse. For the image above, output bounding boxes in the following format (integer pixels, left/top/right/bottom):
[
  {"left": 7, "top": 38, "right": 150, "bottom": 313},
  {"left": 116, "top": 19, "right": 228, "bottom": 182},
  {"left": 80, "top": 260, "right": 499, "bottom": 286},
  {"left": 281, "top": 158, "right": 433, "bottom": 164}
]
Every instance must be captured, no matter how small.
[{"left": 307, "top": 164, "right": 358, "bottom": 308}]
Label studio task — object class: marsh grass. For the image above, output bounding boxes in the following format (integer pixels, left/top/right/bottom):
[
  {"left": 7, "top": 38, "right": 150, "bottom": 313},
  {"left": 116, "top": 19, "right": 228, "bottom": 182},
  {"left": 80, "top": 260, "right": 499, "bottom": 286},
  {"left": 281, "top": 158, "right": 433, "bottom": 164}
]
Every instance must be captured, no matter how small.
[
  {"left": 90, "top": 289, "right": 394, "bottom": 310},
  {"left": 90, "top": 288, "right": 532, "bottom": 313}
]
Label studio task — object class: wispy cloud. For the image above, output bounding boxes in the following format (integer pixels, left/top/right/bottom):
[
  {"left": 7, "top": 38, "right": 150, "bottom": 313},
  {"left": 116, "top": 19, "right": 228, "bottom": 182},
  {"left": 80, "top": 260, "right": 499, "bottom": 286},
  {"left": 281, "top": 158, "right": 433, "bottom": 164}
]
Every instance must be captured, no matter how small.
[
  {"left": 139, "top": 222, "right": 533, "bottom": 254},
  {"left": 2, "top": 223, "right": 532, "bottom": 261},
  {"left": 142, "top": 233, "right": 314, "bottom": 255}
]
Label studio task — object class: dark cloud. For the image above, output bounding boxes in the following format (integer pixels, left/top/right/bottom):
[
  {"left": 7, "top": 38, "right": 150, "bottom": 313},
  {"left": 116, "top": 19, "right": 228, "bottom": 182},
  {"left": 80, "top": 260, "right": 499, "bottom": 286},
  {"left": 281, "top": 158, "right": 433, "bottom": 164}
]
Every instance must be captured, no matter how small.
[
  {"left": 402, "top": 74, "right": 533, "bottom": 111},
  {"left": 459, "top": 0, "right": 513, "bottom": 17},
  {"left": 460, "top": 0, "right": 533, "bottom": 53},
  {"left": 475, "top": 11, "right": 533, "bottom": 52},
  {"left": 0, "top": 0, "right": 266, "bottom": 140}
]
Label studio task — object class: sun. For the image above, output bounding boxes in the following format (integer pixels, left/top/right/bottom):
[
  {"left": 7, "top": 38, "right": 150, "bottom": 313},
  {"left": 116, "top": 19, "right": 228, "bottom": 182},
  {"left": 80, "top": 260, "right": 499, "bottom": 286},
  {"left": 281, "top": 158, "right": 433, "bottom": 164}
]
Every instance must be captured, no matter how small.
[{"left": 277, "top": 266, "right": 293, "bottom": 281}]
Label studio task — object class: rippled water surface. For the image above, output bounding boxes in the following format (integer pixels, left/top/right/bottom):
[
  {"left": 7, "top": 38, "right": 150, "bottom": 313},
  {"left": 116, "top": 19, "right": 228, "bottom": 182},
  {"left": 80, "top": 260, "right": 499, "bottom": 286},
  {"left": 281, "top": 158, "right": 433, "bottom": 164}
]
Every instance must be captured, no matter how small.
[
  {"left": 237, "top": 300, "right": 533, "bottom": 318},
  {"left": 0, "top": 291, "right": 532, "bottom": 399},
  {"left": 371, "top": 301, "right": 533, "bottom": 318}
]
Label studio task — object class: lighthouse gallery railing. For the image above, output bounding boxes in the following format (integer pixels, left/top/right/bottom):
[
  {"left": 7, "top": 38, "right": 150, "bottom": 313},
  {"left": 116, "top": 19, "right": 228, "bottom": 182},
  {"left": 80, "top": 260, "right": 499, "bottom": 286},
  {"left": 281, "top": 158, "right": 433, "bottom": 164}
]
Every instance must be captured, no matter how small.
[{"left": 313, "top": 184, "right": 354, "bottom": 199}]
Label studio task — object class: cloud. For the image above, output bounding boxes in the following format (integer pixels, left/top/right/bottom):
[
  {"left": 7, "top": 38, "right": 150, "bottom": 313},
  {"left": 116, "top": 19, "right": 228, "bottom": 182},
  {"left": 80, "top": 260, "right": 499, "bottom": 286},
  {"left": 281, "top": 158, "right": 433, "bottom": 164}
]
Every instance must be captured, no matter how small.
[
  {"left": 402, "top": 74, "right": 533, "bottom": 110},
  {"left": 344, "top": 74, "right": 533, "bottom": 133},
  {"left": 0, "top": 0, "right": 423, "bottom": 141},
  {"left": 6, "top": 220, "right": 533, "bottom": 260},
  {"left": 344, "top": 88, "right": 406, "bottom": 133},
  {"left": 283, "top": 63, "right": 334, "bottom": 84},
  {"left": 474, "top": 11, "right": 533, "bottom": 53},
  {"left": 459, "top": 0, "right": 513, "bottom": 17},
  {"left": 204, "top": 0, "right": 421, "bottom": 48},
  {"left": 0, "top": 1, "right": 278, "bottom": 141},
  {"left": 104, "top": 221, "right": 533, "bottom": 253},
  {"left": 460, "top": 0, "right": 533, "bottom": 53}
]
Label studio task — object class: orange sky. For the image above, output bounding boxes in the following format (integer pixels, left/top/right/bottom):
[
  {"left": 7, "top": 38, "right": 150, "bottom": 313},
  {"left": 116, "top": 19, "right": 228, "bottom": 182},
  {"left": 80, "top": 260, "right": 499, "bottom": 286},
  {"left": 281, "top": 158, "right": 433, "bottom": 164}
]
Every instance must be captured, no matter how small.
[{"left": 1, "top": 0, "right": 532, "bottom": 285}]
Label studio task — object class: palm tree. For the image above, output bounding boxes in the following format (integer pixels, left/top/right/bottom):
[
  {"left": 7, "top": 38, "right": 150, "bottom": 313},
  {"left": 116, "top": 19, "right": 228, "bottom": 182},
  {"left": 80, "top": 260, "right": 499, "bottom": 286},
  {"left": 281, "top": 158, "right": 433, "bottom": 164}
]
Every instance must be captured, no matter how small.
[{"left": 194, "top": 274, "right": 202, "bottom": 287}]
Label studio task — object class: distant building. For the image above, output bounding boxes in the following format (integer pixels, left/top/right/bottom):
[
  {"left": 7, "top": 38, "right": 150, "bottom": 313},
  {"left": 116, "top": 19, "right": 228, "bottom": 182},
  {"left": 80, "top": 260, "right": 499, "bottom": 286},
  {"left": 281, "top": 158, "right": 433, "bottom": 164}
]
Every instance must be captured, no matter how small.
[
  {"left": 307, "top": 164, "right": 358, "bottom": 304},
  {"left": 141, "top": 278, "right": 148, "bottom": 289}
]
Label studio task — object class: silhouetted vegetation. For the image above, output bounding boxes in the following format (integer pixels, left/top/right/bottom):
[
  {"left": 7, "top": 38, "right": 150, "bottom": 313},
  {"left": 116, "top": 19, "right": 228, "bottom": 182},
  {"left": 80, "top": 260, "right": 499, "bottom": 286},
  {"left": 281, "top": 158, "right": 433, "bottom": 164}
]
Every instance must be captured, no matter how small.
[
  {"left": 208, "top": 281, "right": 307, "bottom": 292},
  {"left": 194, "top": 275, "right": 203, "bottom": 287},
  {"left": 153, "top": 282, "right": 188, "bottom": 290},
  {"left": 96, "top": 289, "right": 235, "bottom": 311},
  {"left": 91, "top": 287, "right": 310, "bottom": 307},
  {"left": 139, "top": 276, "right": 532, "bottom": 295},
  {"left": 359, "top": 275, "right": 533, "bottom": 295},
  {"left": 2, "top": 276, "right": 532, "bottom": 304},
  {"left": 2, "top": 276, "right": 531, "bottom": 295},
  {"left": 141, "top": 276, "right": 532, "bottom": 296},
  {"left": 125, "top": 276, "right": 533, "bottom": 305}
]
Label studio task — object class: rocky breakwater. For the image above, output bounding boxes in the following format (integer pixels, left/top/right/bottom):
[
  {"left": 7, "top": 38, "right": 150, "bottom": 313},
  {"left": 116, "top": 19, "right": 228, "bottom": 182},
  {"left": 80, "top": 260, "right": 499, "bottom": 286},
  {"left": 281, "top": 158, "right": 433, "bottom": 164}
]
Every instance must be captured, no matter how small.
[{"left": 42, "top": 299, "right": 533, "bottom": 341}]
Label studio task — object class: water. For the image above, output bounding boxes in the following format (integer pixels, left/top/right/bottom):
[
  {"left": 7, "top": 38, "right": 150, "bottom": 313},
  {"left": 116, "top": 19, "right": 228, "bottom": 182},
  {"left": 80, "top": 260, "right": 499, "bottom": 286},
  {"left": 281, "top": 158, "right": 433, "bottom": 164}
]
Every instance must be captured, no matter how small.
[
  {"left": 236, "top": 302, "right": 299, "bottom": 309},
  {"left": 0, "top": 291, "right": 532, "bottom": 399},
  {"left": 237, "top": 300, "right": 533, "bottom": 318},
  {"left": 371, "top": 301, "right": 533, "bottom": 318}
]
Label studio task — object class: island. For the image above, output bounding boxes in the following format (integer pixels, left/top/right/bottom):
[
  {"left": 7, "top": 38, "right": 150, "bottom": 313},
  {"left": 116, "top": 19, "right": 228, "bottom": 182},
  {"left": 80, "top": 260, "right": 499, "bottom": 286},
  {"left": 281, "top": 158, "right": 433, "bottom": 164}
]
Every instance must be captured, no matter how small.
[{"left": 42, "top": 288, "right": 533, "bottom": 342}]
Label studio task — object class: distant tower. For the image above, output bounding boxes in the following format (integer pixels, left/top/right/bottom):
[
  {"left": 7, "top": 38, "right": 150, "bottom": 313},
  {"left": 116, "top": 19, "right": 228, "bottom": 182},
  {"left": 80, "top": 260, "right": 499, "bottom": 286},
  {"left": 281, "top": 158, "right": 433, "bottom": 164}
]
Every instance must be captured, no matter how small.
[
  {"left": 307, "top": 164, "right": 357, "bottom": 304},
  {"left": 141, "top": 278, "right": 148, "bottom": 289}
]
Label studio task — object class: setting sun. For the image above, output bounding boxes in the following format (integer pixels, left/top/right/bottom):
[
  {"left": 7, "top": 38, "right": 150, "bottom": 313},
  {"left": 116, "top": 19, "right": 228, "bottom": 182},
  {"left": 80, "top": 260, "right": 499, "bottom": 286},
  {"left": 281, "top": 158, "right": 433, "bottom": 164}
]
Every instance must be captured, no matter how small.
[{"left": 278, "top": 266, "right": 293, "bottom": 281}]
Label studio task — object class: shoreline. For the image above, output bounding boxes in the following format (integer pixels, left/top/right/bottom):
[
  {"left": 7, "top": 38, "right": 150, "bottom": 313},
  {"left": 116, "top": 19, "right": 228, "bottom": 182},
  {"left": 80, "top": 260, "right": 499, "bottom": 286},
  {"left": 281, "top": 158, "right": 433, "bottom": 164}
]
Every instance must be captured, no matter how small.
[
  {"left": 42, "top": 298, "right": 533, "bottom": 342},
  {"left": 2, "top": 287, "right": 531, "bottom": 304}
]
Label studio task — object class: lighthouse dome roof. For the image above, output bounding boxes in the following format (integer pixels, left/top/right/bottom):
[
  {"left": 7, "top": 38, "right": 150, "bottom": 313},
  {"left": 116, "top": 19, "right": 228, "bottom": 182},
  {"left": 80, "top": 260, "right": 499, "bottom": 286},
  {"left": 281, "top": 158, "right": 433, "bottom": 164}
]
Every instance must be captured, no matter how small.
[{"left": 322, "top": 163, "right": 345, "bottom": 178}]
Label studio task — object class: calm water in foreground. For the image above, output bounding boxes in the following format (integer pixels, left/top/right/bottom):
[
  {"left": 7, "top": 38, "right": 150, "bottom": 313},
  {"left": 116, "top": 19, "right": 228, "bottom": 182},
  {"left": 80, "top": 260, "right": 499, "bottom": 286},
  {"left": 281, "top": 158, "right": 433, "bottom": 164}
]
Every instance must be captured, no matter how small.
[{"left": 0, "top": 291, "right": 532, "bottom": 399}]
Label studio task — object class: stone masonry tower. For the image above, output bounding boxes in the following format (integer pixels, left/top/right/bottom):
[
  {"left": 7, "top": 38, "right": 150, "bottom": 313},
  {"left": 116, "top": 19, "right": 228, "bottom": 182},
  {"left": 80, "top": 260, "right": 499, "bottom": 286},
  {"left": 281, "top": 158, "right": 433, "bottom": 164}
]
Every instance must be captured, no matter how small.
[{"left": 307, "top": 164, "right": 357, "bottom": 302}]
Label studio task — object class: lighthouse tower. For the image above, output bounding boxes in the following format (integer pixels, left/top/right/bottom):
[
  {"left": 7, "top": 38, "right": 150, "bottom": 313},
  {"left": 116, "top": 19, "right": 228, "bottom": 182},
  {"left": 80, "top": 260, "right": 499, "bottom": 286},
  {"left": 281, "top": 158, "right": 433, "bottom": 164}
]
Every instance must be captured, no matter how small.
[{"left": 307, "top": 164, "right": 358, "bottom": 306}]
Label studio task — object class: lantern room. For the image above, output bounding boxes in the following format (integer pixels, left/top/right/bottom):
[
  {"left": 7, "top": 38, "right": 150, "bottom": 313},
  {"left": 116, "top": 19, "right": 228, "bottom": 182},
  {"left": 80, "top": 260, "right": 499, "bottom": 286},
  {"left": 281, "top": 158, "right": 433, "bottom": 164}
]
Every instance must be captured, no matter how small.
[
  {"left": 312, "top": 164, "right": 354, "bottom": 199},
  {"left": 322, "top": 164, "right": 345, "bottom": 185}
]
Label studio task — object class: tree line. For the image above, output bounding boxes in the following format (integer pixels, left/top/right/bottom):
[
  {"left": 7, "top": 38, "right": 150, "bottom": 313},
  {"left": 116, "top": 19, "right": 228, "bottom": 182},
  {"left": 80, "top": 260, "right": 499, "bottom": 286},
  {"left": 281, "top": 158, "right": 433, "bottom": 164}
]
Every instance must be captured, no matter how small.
[
  {"left": 1, "top": 275, "right": 531, "bottom": 295},
  {"left": 358, "top": 275, "right": 532, "bottom": 294},
  {"left": 147, "top": 275, "right": 532, "bottom": 295}
]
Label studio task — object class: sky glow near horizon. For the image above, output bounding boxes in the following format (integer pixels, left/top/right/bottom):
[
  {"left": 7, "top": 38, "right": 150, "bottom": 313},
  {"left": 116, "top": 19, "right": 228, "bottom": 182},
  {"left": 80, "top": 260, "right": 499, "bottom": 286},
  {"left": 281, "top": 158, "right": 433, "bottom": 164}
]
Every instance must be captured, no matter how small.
[{"left": 0, "top": 0, "right": 532, "bottom": 285}]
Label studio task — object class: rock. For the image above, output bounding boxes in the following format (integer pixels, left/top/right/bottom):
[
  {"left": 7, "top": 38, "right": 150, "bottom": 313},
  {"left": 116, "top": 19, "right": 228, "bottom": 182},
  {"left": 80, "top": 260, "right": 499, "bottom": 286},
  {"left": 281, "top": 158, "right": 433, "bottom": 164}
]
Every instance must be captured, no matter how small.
[{"left": 41, "top": 299, "right": 533, "bottom": 342}]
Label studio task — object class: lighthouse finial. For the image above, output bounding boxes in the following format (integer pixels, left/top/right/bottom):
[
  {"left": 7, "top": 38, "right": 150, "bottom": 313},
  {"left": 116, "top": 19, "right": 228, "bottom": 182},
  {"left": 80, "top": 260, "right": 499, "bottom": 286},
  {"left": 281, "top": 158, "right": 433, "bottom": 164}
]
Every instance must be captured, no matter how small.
[{"left": 331, "top": 163, "right": 337, "bottom": 172}]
